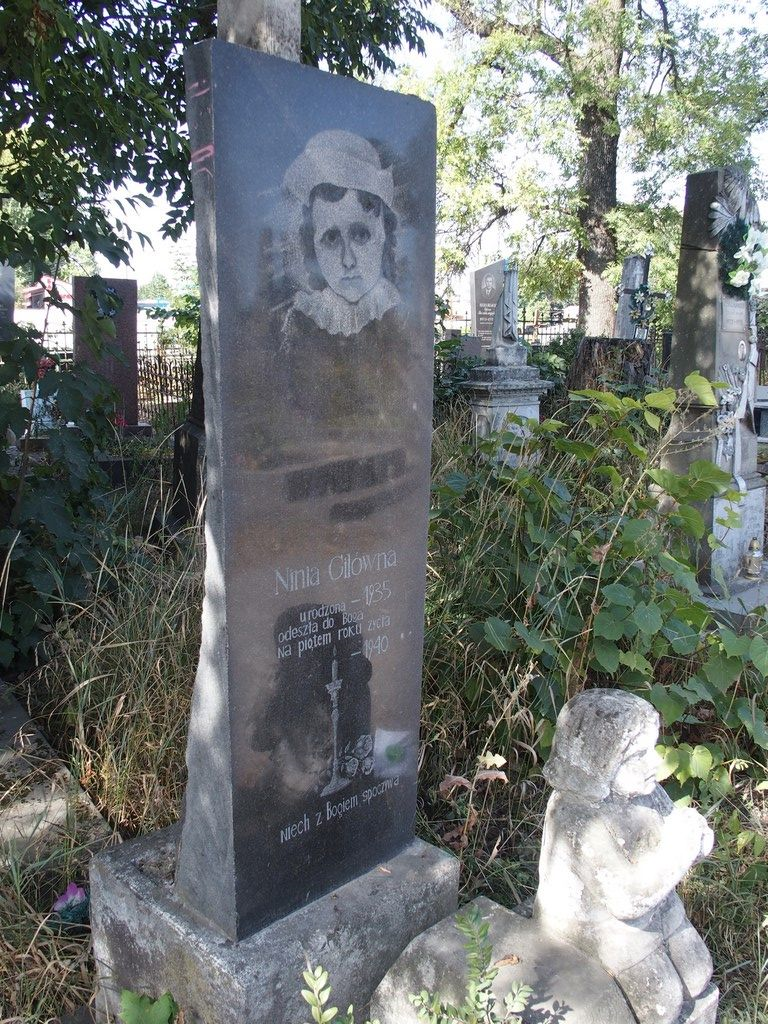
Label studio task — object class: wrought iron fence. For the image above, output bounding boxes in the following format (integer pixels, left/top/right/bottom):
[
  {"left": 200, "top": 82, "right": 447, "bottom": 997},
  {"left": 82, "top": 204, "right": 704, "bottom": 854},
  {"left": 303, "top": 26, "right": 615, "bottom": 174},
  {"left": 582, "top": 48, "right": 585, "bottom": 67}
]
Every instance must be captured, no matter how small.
[
  {"left": 448, "top": 307, "right": 579, "bottom": 346},
  {"left": 138, "top": 351, "right": 196, "bottom": 430},
  {"left": 36, "top": 330, "right": 195, "bottom": 429}
]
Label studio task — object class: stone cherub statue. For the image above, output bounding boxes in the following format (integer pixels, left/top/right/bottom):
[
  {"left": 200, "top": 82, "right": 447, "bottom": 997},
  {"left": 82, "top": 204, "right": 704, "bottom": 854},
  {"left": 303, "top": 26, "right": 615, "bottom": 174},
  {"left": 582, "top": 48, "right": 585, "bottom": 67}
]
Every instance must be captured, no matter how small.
[{"left": 534, "top": 689, "right": 717, "bottom": 1024}]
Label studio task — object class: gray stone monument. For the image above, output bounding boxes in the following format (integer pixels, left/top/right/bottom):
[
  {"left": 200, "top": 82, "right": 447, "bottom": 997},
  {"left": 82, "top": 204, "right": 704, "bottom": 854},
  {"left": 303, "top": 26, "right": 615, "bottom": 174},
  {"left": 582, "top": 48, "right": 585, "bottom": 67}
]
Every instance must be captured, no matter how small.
[
  {"left": 470, "top": 258, "right": 505, "bottom": 345},
  {"left": 0, "top": 263, "right": 14, "bottom": 323},
  {"left": 72, "top": 276, "right": 143, "bottom": 428},
  {"left": 614, "top": 254, "right": 648, "bottom": 340},
  {"left": 661, "top": 167, "right": 766, "bottom": 598},
  {"left": 89, "top": 13, "right": 457, "bottom": 1023},
  {"left": 464, "top": 260, "right": 551, "bottom": 459},
  {"left": 372, "top": 690, "right": 718, "bottom": 1024}
]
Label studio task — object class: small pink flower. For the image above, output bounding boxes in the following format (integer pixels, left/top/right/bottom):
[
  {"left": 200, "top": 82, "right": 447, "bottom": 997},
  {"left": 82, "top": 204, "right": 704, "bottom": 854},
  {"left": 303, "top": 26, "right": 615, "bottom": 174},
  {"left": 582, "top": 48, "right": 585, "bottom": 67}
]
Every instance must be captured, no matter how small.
[
  {"left": 53, "top": 882, "right": 87, "bottom": 913},
  {"left": 112, "top": 412, "right": 127, "bottom": 428}
]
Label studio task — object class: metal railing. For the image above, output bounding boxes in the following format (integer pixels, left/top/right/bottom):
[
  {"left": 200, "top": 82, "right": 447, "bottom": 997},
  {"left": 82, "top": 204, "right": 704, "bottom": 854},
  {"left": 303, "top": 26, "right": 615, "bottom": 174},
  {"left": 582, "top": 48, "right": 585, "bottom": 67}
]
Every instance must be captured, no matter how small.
[{"left": 36, "top": 330, "right": 196, "bottom": 429}]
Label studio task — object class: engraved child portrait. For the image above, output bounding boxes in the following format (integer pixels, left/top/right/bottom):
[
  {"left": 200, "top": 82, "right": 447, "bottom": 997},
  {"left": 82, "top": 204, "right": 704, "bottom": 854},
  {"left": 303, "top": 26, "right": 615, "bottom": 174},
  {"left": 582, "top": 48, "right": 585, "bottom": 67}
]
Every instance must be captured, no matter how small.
[
  {"left": 272, "top": 129, "right": 411, "bottom": 434},
  {"left": 281, "top": 129, "right": 401, "bottom": 340}
]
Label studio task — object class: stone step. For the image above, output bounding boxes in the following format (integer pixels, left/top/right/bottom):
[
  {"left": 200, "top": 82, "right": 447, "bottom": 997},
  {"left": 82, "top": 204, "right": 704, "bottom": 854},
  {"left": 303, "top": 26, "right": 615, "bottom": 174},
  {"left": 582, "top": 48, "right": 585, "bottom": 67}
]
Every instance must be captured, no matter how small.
[{"left": 0, "top": 681, "right": 112, "bottom": 863}]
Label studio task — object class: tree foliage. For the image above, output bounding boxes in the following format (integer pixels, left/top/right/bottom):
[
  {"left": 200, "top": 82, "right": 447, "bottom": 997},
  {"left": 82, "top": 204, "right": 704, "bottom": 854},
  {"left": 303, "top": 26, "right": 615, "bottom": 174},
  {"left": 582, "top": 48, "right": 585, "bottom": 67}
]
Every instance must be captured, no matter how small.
[
  {"left": 0, "top": 0, "right": 435, "bottom": 670},
  {"left": 410, "top": 0, "right": 768, "bottom": 328},
  {"left": 0, "top": 0, "right": 435, "bottom": 278}
]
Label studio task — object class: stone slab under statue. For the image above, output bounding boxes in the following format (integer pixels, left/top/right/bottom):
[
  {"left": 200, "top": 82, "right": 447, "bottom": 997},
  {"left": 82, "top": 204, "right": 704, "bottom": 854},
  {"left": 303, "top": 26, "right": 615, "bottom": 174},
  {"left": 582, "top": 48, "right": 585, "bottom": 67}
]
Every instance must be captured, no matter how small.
[{"left": 372, "top": 689, "right": 718, "bottom": 1024}]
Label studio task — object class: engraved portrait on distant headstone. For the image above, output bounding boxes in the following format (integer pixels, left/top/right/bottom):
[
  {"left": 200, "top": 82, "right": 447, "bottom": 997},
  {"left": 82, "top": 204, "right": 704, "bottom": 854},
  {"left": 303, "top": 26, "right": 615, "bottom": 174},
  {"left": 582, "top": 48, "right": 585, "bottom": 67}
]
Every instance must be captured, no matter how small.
[{"left": 281, "top": 130, "right": 401, "bottom": 339}]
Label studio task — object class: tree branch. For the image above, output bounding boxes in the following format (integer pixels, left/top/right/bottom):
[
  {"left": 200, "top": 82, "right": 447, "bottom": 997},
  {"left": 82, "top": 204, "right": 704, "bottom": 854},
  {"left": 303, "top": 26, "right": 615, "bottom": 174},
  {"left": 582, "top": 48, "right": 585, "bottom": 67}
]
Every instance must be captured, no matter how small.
[{"left": 441, "top": 0, "right": 567, "bottom": 66}]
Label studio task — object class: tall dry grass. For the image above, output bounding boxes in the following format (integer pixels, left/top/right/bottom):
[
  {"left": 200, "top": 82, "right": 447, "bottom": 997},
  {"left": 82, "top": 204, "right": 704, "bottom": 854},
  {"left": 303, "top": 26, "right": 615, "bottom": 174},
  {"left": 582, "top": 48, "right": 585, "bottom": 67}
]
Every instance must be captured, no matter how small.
[
  {"left": 0, "top": 822, "right": 96, "bottom": 1022},
  {"left": 25, "top": 528, "right": 202, "bottom": 837}
]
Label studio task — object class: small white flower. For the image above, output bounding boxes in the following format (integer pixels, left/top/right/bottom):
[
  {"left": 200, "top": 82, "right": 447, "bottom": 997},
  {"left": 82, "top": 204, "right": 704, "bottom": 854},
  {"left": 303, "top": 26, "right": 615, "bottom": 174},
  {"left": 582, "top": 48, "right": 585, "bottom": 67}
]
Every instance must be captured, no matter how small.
[
  {"left": 730, "top": 269, "right": 751, "bottom": 287},
  {"left": 746, "top": 225, "right": 768, "bottom": 251},
  {"left": 734, "top": 244, "right": 754, "bottom": 262}
]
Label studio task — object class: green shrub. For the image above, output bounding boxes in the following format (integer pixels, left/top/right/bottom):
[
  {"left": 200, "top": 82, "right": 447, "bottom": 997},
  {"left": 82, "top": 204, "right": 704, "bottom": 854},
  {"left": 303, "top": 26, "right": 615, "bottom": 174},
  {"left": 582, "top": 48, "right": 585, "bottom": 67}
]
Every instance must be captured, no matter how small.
[
  {"left": 425, "top": 376, "right": 768, "bottom": 807},
  {"left": 1, "top": 304, "right": 122, "bottom": 670}
]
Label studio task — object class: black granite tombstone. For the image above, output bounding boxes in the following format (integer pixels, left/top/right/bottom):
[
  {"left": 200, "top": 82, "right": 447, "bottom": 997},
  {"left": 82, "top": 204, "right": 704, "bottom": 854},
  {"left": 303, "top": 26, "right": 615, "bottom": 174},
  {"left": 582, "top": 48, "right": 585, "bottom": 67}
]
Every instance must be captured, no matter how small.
[
  {"left": 176, "top": 40, "right": 436, "bottom": 940},
  {"left": 470, "top": 259, "right": 505, "bottom": 346}
]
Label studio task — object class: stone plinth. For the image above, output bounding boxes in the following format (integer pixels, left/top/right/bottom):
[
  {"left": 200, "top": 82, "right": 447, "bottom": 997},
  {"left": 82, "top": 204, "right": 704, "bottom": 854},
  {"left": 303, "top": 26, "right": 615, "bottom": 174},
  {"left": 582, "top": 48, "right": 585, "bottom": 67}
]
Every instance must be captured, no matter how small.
[
  {"left": 464, "top": 364, "right": 552, "bottom": 462},
  {"left": 91, "top": 828, "right": 458, "bottom": 1024}
]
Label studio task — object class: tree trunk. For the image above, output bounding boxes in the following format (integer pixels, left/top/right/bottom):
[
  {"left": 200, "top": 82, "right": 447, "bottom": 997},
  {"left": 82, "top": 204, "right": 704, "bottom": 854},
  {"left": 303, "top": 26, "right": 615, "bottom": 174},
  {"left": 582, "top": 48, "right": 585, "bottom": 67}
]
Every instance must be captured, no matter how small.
[{"left": 576, "top": 98, "right": 620, "bottom": 336}]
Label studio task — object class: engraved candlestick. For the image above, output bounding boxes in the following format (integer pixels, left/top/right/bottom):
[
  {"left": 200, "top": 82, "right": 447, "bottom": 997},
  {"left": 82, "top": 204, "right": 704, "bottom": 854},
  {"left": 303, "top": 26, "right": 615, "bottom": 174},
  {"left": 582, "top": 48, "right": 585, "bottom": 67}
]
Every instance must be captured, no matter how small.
[{"left": 321, "top": 646, "right": 349, "bottom": 796}]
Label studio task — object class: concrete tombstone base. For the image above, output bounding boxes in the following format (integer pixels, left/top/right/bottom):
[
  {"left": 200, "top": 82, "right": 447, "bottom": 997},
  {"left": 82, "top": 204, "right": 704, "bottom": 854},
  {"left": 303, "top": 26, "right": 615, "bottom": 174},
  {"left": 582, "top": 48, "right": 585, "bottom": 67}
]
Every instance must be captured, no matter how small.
[
  {"left": 463, "top": 365, "right": 552, "bottom": 466},
  {"left": 90, "top": 827, "right": 459, "bottom": 1024}
]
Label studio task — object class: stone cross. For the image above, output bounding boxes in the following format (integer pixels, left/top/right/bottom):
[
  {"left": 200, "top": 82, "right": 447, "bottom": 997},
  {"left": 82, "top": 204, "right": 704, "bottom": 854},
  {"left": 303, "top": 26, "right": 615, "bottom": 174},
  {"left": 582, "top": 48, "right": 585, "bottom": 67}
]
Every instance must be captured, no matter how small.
[{"left": 488, "top": 259, "right": 523, "bottom": 365}]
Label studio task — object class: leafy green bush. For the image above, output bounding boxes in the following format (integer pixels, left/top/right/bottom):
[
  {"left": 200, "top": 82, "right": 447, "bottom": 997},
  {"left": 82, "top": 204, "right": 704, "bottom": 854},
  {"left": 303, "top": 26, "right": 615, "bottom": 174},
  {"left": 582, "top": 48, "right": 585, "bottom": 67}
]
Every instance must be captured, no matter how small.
[
  {"left": 0, "top": 308, "right": 121, "bottom": 669},
  {"left": 147, "top": 294, "right": 201, "bottom": 352},
  {"left": 425, "top": 376, "right": 768, "bottom": 806},
  {"left": 120, "top": 990, "right": 178, "bottom": 1024},
  {"left": 411, "top": 906, "right": 532, "bottom": 1024}
]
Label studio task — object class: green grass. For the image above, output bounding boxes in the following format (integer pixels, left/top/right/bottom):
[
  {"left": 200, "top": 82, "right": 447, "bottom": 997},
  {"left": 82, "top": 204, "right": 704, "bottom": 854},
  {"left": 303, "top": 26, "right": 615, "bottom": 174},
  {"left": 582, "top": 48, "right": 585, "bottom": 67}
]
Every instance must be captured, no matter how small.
[{"left": 24, "top": 529, "right": 201, "bottom": 837}]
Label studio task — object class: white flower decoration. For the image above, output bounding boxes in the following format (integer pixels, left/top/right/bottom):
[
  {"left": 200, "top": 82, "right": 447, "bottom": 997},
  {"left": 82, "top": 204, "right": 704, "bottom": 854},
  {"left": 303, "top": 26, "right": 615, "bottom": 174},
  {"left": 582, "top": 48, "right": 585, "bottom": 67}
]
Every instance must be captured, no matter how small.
[{"left": 730, "top": 269, "right": 752, "bottom": 288}]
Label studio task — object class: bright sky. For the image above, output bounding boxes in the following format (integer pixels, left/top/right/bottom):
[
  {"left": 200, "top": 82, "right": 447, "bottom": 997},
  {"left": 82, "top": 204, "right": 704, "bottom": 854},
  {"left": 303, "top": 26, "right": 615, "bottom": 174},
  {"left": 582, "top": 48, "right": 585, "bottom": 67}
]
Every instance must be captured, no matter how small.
[{"left": 100, "top": 2, "right": 768, "bottom": 289}]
